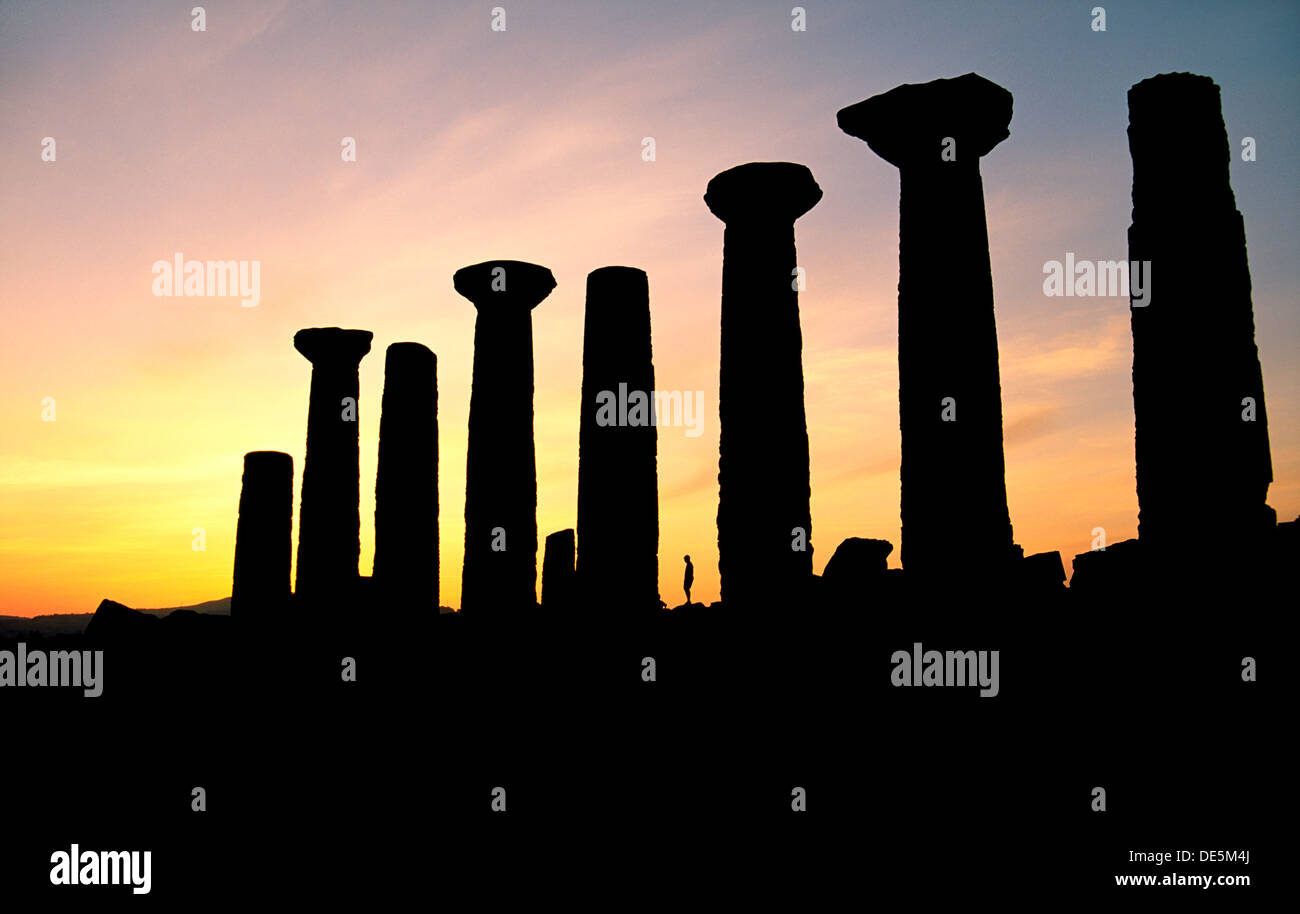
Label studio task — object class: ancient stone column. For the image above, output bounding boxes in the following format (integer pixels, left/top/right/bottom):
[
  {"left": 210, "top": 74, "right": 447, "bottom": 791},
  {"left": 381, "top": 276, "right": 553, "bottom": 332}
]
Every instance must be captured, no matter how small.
[
  {"left": 455, "top": 261, "right": 555, "bottom": 613},
  {"left": 838, "top": 73, "right": 1019, "bottom": 580},
  {"left": 704, "top": 162, "right": 821, "bottom": 609},
  {"left": 541, "top": 528, "right": 576, "bottom": 611},
  {"left": 293, "top": 327, "right": 373, "bottom": 603},
  {"left": 577, "top": 266, "right": 660, "bottom": 610},
  {"left": 1127, "top": 73, "right": 1273, "bottom": 554},
  {"left": 231, "top": 450, "right": 293, "bottom": 618},
  {"left": 373, "top": 342, "right": 439, "bottom": 612}
]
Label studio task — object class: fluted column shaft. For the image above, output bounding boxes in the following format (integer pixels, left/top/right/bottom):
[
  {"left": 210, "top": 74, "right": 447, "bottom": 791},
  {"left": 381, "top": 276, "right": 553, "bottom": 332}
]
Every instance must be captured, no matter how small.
[
  {"left": 456, "top": 261, "right": 555, "bottom": 613},
  {"left": 374, "top": 342, "right": 439, "bottom": 612},
  {"left": 896, "top": 160, "right": 1014, "bottom": 576},
  {"left": 577, "top": 266, "right": 659, "bottom": 609},
  {"left": 294, "top": 327, "right": 372, "bottom": 602},
  {"left": 231, "top": 450, "right": 293, "bottom": 617},
  {"left": 706, "top": 162, "right": 821, "bottom": 608},
  {"left": 1128, "top": 73, "right": 1273, "bottom": 552},
  {"left": 839, "top": 73, "right": 1018, "bottom": 580}
]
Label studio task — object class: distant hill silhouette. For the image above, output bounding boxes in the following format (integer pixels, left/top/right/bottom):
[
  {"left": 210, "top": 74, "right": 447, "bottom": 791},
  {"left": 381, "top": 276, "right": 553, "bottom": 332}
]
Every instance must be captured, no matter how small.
[{"left": 0, "top": 597, "right": 230, "bottom": 639}]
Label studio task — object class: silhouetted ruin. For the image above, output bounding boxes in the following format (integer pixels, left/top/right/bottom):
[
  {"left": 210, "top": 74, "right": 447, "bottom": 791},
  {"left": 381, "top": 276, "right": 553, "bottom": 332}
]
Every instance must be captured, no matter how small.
[
  {"left": 541, "top": 528, "right": 576, "bottom": 611},
  {"left": 576, "top": 266, "right": 660, "bottom": 610},
  {"left": 230, "top": 450, "right": 293, "bottom": 618},
  {"left": 1069, "top": 537, "right": 1143, "bottom": 596},
  {"left": 1016, "top": 550, "right": 1066, "bottom": 593},
  {"left": 1127, "top": 73, "right": 1275, "bottom": 558},
  {"left": 705, "top": 162, "right": 821, "bottom": 608},
  {"left": 455, "top": 261, "right": 555, "bottom": 613},
  {"left": 373, "top": 342, "right": 439, "bottom": 613},
  {"left": 823, "top": 536, "right": 893, "bottom": 581},
  {"left": 293, "top": 328, "right": 373, "bottom": 604},
  {"left": 838, "top": 74, "right": 1021, "bottom": 582},
  {"left": 92, "top": 71, "right": 1289, "bottom": 629},
  {"left": 821, "top": 537, "right": 898, "bottom": 605},
  {"left": 79, "top": 71, "right": 1291, "bottom": 626}
]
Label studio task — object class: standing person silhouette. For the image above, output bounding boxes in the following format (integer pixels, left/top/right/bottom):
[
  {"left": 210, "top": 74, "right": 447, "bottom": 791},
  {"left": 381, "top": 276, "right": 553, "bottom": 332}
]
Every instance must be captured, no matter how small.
[{"left": 683, "top": 554, "right": 694, "bottom": 605}]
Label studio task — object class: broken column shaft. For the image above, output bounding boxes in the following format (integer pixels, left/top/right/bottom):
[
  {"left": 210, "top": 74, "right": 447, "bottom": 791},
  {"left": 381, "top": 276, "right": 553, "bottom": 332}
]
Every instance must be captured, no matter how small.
[
  {"left": 542, "top": 528, "right": 576, "bottom": 611},
  {"left": 293, "top": 327, "right": 373, "bottom": 603},
  {"left": 231, "top": 450, "right": 293, "bottom": 618},
  {"left": 838, "top": 73, "right": 1019, "bottom": 580},
  {"left": 455, "top": 260, "right": 555, "bottom": 613},
  {"left": 1127, "top": 73, "right": 1274, "bottom": 553},
  {"left": 577, "top": 266, "right": 660, "bottom": 610},
  {"left": 705, "top": 162, "right": 821, "bottom": 608},
  {"left": 373, "top": 342, "right": 439, "bottom": 612}
]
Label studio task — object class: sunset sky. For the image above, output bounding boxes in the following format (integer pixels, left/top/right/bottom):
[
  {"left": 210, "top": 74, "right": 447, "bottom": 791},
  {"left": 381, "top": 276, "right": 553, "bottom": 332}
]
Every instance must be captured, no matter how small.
[{"left": 2, "top": 0, "right": 1297, "bottom": 616}]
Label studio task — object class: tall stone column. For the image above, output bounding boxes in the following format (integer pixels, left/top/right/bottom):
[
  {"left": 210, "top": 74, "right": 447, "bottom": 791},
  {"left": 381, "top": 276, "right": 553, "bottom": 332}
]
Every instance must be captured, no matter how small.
[
  {"left": 838, "top": 73, "right": 1019, "bottom": 580},
  {"left": 293, "top": 327, "right": 373, "bottom": 603},
  {"left": 231, "top": 450, "right": 293, "bottom": 618},
  {"left": 577, "top": 266, "right": 659, "bottom": 610},
  {"left": 455, "top": 260, "right": 555, "bottom": 613},
  {"left": 704, "top": 162, "right": 821, "bottom": 609},
  {"left": 373, "top": 342, "right": 439, "bottom": 612},
  {"left": 1127, "top": 73, "right": 1273, "bottom": 554}
]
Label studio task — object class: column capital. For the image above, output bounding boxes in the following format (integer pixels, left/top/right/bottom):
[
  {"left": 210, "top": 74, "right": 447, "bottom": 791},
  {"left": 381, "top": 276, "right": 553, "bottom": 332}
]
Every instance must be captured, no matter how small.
[
  {"left": 704, "top": 162, "right": 822, "bottom": 225},
  {"left": 293, "top": 327, "right": 373, "bottom": 364},
  {"left": 454, "top": 260, "right": 555, "bottom": 311},
  {"left": 837, "top": 72, "right": 1012, "bottom": 168}
]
